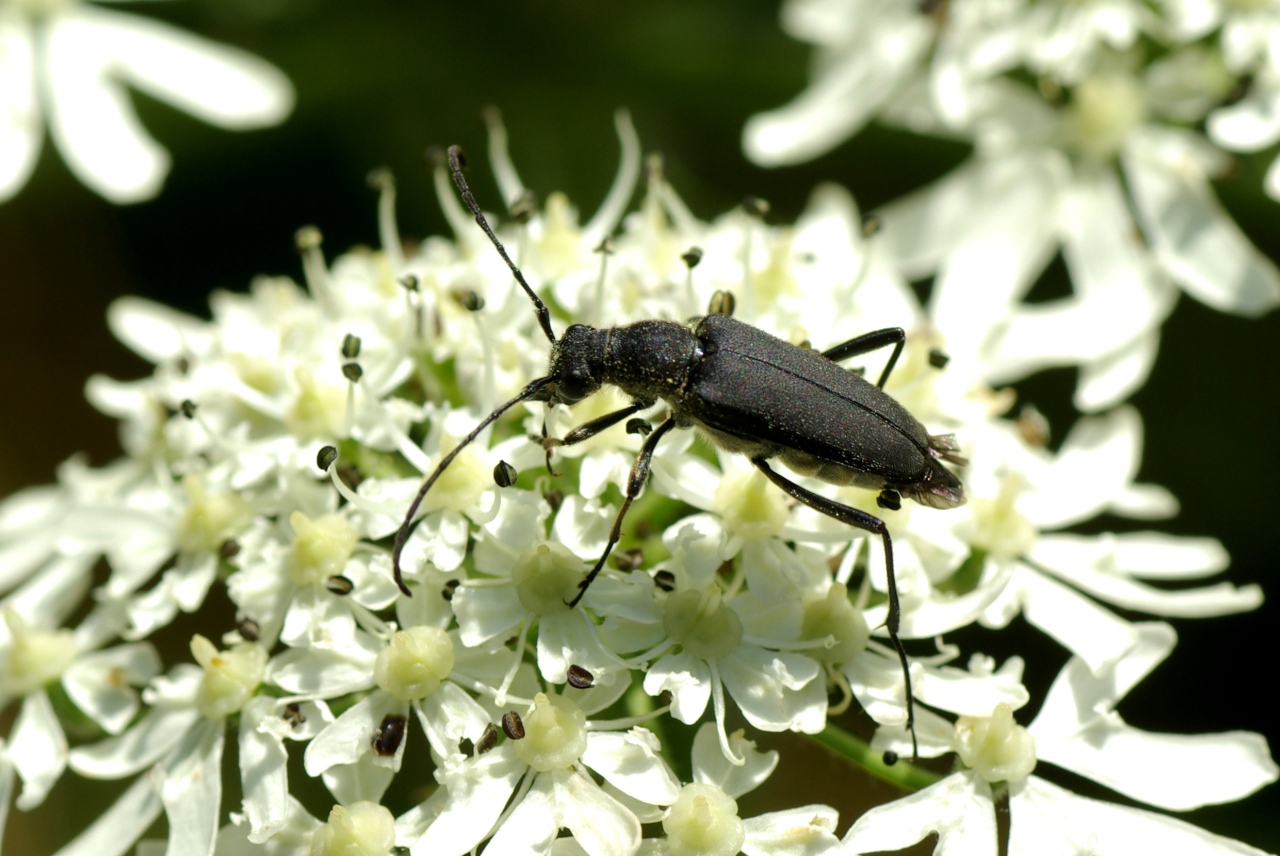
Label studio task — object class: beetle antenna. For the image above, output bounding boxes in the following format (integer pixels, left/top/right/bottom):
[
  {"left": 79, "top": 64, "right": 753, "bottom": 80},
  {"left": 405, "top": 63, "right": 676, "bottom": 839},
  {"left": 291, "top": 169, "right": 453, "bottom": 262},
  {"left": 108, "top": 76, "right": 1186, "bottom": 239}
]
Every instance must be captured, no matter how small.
[
  {"left": 447, "top": 145, "right": 557, "bottom": 345},
  {"left": 392, "top": 376, "right": 553, "bottom": 596}
]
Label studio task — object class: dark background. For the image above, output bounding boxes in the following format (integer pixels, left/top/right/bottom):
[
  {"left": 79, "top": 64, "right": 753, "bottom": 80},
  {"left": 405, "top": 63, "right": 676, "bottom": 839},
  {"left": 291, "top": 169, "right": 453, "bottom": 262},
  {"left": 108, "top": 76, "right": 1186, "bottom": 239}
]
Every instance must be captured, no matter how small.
[{"left": 1, "top": 1, "right": 1276, "bottom": 852}]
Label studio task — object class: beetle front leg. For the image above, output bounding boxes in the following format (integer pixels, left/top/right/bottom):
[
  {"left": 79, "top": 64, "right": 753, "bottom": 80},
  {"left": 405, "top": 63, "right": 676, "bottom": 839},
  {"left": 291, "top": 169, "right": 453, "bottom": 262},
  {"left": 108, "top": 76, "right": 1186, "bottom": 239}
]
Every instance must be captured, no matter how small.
[
  {"left": 567, "top": 416, "right": 676, "bottom": 608},
  {"left": 751, "top": 456, "right": 918, "bottom": 760},
  {"left": 821, "top": 327, "right": 905, "bottom": 389},
  {"left": 541, "top": 400, "right": 650, "bottom": 476},
  {"left": 549, "top": 400, "right": 652, "bottom": 449}
]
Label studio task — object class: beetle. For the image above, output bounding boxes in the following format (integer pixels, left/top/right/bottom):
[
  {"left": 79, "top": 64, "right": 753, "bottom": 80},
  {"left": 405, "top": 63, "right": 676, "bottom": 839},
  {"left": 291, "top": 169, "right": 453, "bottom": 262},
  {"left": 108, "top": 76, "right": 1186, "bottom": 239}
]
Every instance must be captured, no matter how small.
[{"left": 392, "top": 146, "right": 966, "bottom": 758}]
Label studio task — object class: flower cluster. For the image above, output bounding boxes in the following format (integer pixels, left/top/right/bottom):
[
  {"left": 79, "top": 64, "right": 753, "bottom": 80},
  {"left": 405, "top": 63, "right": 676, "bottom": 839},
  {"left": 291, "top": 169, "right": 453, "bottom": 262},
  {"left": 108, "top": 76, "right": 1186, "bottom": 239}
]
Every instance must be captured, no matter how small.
[
  {"left": 0, "top": 110, "right": 1273, "bottom": 856},
  {"left": 746, "top": 0, "right": 1280, "bottom": 412}
]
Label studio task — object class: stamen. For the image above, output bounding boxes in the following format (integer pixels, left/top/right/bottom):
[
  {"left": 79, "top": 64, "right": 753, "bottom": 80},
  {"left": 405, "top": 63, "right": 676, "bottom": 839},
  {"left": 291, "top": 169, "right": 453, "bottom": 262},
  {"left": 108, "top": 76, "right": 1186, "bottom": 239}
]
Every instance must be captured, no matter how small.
[{"left": 368, "top": 167, "right": 404, "bottom": 273}]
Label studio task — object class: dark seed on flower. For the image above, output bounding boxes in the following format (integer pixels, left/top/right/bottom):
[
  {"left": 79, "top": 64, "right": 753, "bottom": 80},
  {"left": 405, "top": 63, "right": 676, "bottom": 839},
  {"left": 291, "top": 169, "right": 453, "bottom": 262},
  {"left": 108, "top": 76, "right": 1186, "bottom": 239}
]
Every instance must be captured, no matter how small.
[
  {"left": 458, "top": 737, "right": 475, "bottom": 757},
  {"left": 399, "top": 273, "right": 420, "bottom": 293},
  {"left": 442, "top": 579, "right": 460, "bottom": 601},
  {"left": 626, "top": 418, "right": 652, "bottom": 437},
  {"left": 654, "top": 570, "right": 676, "bottom": 592},
  {"left": 681, "top": 246, "right": 704, "bottom": 269},
  {"left": 1017, "top": 404, "right": 1050, "bottom": 448},
  {"left": 708, "top": 289, "right": 735, "bottom": 318},
  {"left": 283, "top": 703, "right": 306, "bottom": 727},
  {"left": 544, "top": 489, "right": 564, "bottom": 512},
  {"left": 742, "top": 195, "right": 770, "bottom": 218},
  {"left": 502, "top": 711, "right": 525, "bottom": 740},
  {"left": 219, "top": 539, "right": 242, "bottom": 561},
  {"left": 594, "top": 237, "right": 615, "bottom": 256},
  {"left": 882, "top": 750, "right": 899, "bottom": 766},
  {"left": 341, "top": 333, "right": 362, "bottom": 359},
  {"left": 566, "top": 665, "right": 594, "bottom": 689},
  {"left": 237, "top": 618, "right": 260, "bottom": 641},
  {"left": 508, "top": 189, "right": 538, "bottom": 224},
  {"left": 861, "top": 212, "right": 883, "bottom": 238},
  {"left": 928, "top": 348, "right": 950, "bottom": 369},
  {"left": 316, "top": 445, "right": 338, "bottom": 471},
  {"left": 372, "top": 713, "right": 407, "bottom": 756},
  {"left": 326, "top": 575, "right": 354, "bottom": 596},
  {"left": 494, "top": 460, "right": 518, "bottom": 488},
  {"left": 342, "top": 362, "right": 363, "bottom": 383},
  {"left": 614, "top": 548, "right": 645, "bottom": 572},
  {"left": 452, "top": 288, "right": 485, "bottom": 312},
  {"left": 477, "top": 722, "right": 499, "bottom": 754},
  {"left": 180, "top": 399, "right": 198, "bottom": 419}
]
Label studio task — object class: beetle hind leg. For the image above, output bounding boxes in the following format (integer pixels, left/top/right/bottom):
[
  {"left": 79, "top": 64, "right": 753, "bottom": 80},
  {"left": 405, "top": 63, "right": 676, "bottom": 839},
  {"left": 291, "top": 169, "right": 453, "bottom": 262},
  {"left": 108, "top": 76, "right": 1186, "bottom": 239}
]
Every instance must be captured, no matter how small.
[{"left": 752, "top": 456, "right": 919, "bottom": 761}]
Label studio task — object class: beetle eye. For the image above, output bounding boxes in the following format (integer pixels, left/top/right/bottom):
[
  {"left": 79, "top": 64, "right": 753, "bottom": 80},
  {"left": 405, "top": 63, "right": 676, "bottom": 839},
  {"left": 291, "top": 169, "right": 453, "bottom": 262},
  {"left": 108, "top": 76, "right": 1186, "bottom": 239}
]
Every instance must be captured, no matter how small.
[{"left": 558, "top": 371, "right": 591, "bottom": 404}]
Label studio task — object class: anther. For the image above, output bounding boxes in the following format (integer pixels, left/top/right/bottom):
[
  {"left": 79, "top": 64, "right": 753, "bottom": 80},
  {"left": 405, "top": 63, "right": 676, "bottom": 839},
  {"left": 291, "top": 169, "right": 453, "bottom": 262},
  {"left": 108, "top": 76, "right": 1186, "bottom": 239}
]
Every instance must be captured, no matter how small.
[
  {"left": 371, "top": 713, "right": 407, "bottom": 756},
  {"left": 613, "top": 548, "right": 645, "bottom": 571},
  {"left": 742, "top": 196, "right": 770, "bottom": 218},
  {"left": 325, "top": 575, "right": 354, "bottom": 596},
  {"left": 626, "top": 418, "right": 652, "bottom": 437},
  {"left": 566, "top": 665, "right": 595, "bottom": 689},
  {"left": 494, "top": 461, "right": 518, "bottom": 487},
  {"left": 316, "top": 445, "right": 338, "bottom": 472},
  {"left": 501, "top": 711, "right": 525, "bottom": 740}
]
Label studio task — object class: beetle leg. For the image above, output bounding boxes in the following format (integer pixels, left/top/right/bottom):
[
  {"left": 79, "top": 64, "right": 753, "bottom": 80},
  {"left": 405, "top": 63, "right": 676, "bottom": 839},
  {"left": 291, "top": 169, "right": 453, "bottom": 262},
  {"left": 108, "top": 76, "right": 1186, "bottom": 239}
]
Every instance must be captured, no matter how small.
[
  {"left": 552, "top": 400, "right": 651, "bottom": 449},
  {"left": 751, "top": 456, "right": 918, "bottom": 760},
  {"left": 567, "top": 417, "right": 677, "bottom": 608},
  {"left": 821, "top": 327, "right": 905, "bottom": 389}
]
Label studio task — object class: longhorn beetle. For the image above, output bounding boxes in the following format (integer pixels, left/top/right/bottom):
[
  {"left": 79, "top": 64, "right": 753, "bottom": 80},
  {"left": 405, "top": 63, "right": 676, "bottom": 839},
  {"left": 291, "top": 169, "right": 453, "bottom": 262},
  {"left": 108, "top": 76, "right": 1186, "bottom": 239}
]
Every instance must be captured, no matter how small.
[{"left": 393, "top": 146, "right": 966, "bottom": 758}]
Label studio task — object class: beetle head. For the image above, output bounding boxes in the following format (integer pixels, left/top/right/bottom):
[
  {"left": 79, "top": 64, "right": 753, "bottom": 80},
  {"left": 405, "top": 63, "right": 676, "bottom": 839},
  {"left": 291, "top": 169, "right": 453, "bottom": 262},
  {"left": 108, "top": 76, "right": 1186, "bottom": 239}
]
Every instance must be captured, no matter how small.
[{"left": 537, "top": 324, "right": 605, "bottom": 405}]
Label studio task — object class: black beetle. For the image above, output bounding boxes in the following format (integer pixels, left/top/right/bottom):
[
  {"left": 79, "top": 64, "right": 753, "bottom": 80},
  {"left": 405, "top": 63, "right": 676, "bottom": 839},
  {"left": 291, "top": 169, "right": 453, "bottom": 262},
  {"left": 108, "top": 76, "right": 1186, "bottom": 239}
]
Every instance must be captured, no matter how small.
[{"left": 393, "top": 146, "right": 966, "bottom": 758}]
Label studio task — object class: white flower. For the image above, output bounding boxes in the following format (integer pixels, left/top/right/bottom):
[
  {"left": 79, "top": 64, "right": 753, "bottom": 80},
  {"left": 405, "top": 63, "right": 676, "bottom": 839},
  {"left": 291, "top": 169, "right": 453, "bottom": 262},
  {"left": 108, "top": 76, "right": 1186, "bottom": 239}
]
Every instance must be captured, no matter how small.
[
  {"left": 742, "top": 0, "right": 936, "bottom": 165},
  {"left": 398, "top": 685, "right": 680, "bottom": 856},
  {"left": 0, "top": 0, "right": 292, "bottom": 203},
  {"left": 849, "top": 628, "right": 1277, "bottom": 855},
  {"left": 57, "top": 635, "right": 269, "bottom": 856}
]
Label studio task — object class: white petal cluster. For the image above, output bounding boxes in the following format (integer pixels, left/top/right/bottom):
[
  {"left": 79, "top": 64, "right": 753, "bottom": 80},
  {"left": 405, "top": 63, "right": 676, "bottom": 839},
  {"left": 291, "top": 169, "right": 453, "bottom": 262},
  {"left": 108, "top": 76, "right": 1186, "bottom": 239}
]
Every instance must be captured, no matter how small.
[
  {"left": 0, "top": 0, "right": 293, "bottom": 203},
  {"left": 0, "top": 115, "right": 1271, "bottom": 856},
  {"left": 746, "top": 0, "right": 1280, "bottom": 410}
]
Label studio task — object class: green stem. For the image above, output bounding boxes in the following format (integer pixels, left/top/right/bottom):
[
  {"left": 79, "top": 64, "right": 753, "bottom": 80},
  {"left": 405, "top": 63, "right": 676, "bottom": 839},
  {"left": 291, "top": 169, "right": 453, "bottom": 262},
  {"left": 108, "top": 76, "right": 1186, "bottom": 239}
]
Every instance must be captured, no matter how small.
[{"left": 811, "top": 722, "right": 943, "bottom": 791}]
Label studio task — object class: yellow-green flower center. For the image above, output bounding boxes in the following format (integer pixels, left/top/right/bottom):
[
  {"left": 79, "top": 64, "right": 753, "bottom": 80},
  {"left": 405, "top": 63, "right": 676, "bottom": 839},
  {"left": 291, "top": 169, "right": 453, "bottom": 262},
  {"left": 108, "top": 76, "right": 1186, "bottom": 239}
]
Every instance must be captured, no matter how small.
[
  {"left": 512, "top": 692, "right": 588, "bottom": 772},
  {"left": 663, "top": 585, "right": 743, "bottom": 662},
  {"left": 374, "top": 626, "right": 455, "bottom": 702}
]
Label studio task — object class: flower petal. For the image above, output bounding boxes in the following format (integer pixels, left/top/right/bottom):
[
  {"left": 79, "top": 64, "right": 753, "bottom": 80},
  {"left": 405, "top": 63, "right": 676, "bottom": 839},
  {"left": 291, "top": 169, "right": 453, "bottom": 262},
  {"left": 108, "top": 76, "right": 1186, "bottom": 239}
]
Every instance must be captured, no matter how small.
[
  {"left": 1011, "top": 776, "right": 1273, "bottom": 855},
  {"left": 0, "top": 13, "right": 40, "bottom": 202},
  {"left": 840, "top": 772, "right": 996, "bottom": 856},
  {"left": 1124, "top": 128, "right": 1280, "bottom": 316},
  {"left": 157, "top": 720, "right": 224, "bottom": 856}
]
